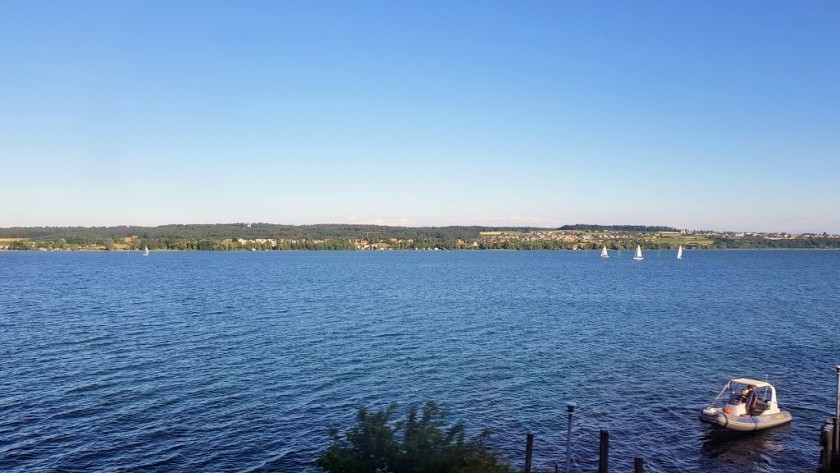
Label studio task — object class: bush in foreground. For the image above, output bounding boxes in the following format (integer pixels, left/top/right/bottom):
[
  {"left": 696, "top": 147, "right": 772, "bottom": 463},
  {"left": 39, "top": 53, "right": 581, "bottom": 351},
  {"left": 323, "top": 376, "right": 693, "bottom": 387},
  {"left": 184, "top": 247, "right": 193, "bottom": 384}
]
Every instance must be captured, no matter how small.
[{"left": 317, "top": 401, "right": 514, "bottom": 473}]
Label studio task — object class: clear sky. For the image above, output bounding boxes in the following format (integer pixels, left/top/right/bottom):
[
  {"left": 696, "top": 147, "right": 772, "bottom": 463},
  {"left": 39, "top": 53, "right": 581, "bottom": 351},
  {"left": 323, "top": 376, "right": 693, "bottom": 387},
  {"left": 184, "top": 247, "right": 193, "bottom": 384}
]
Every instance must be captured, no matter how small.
[{"left": 1, "top": 1, "right": 838, "bottom": 232}]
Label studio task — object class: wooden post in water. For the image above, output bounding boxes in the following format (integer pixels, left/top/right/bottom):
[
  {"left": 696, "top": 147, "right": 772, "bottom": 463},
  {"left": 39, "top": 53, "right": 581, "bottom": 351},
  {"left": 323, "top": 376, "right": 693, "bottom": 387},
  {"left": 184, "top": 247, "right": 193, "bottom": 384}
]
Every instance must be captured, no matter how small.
[
  {"left": 835, "top": 365, "right": 840, "bottom": 460},
  {"left": 598, "top": 430, "right": 609, "bottom": 473},
  {"left": 524, "top": 433, "right": 533, "bottom": 473},
  {"left": 634, "top": 457, "right": 644, "bottom": 473},
  {"left": 820, "top": 419, "right": 834, "bottom": 472},
  {"left": 565, "top": 403, "right": 576, "bottom": 473}
]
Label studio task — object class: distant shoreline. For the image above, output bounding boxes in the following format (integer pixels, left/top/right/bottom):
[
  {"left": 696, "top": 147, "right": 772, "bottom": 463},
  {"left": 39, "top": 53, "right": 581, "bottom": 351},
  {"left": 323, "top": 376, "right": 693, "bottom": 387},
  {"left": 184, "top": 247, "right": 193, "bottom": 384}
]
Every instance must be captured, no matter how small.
[
  {"left": 3, "top": 224, "right": 839, "bottom": 251},
  {"left": 3, "top": 247, "right": 840, "bottom": 253}
]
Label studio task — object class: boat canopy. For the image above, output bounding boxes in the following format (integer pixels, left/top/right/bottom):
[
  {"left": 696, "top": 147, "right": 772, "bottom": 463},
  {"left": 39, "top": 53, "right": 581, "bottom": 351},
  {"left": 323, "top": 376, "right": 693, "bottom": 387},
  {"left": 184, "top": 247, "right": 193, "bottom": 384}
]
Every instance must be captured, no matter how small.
[{"left": 730, "top": 378, "right": 772, "bottom": 388}]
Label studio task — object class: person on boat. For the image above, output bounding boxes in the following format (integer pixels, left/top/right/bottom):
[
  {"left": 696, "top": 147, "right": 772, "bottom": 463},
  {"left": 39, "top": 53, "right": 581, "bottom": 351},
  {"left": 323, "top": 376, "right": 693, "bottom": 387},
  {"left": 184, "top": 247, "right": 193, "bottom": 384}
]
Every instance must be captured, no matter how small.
[
  {"left": 739, "top": 388, "right": 749, "bottom": 404},
  {"left": 745, "top": 385, "right": 758, "bottom": 416}
]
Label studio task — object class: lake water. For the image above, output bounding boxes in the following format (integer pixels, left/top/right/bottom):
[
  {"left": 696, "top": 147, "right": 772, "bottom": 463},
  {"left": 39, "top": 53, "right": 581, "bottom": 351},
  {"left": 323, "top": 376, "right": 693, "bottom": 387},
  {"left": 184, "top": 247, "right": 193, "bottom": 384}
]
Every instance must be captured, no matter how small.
[{"left": 2, "top": 250, "right": 839, "bottom": 472}]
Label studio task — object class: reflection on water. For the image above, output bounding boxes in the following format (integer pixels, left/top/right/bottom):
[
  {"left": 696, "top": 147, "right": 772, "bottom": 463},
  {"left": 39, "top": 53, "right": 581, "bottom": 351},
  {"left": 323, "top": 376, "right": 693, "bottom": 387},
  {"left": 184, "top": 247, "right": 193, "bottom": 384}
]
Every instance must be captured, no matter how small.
[{"left": 701, "top": 425, "right": 789, "bottom": 467}]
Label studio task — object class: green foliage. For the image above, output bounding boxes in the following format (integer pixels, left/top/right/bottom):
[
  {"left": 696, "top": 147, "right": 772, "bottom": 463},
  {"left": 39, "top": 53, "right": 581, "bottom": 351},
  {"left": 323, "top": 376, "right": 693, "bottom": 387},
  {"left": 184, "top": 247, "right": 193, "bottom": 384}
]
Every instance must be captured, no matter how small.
[
  {"left": 8, "top": 240, "right": 34, "bottom": 250},
  {"left": 0, "top": 224, "right": 486, "bottom": 243},
  {"left": 712, "top": 237, "right": 840, "bottom": 249},
  {"left": 318, "top": 402, "right": 514, "bottom": 473},
  {"left": 100, "top": 238, "right": 115, "bottom": 250}
]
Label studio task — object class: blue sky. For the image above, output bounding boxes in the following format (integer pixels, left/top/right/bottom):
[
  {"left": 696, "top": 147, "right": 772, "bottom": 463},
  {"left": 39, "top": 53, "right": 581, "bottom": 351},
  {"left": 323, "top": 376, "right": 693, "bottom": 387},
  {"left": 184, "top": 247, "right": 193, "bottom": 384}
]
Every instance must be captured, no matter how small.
[{"left": 1, "top": 1, "right": 838, "bottom": 232}]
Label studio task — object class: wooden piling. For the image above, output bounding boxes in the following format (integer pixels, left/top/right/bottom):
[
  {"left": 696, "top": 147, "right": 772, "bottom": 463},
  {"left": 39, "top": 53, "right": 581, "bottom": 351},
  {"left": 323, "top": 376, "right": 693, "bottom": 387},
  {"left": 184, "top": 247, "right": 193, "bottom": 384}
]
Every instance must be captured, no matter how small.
[
  {"left": 524, "top": 433, "right": 533, "bottom": 473},
  {"left": 598, "top": 429, "right": 609, "bottom": 473},
  {"left": 835, "top": 365, "right": 840, "bottom": 462},
  {"left": 634, "top": 457, "right": 644, "bottom": 473},
  {"left": 565, "top": 403, "right": 576, "bottom": 473},
  {"left": 820, "top": 419, "right": 834, "bottom": 472}
]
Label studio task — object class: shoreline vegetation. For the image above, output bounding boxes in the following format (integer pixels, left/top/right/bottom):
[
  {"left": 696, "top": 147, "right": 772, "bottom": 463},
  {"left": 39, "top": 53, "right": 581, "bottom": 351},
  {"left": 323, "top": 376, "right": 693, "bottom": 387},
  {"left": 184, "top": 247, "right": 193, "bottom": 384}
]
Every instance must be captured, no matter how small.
[
  {"left": 2, "top": 223, "right": 839, "bottom": 251},
  {"left": 318, "top": 401, "right": 513, "bottom": 473}
]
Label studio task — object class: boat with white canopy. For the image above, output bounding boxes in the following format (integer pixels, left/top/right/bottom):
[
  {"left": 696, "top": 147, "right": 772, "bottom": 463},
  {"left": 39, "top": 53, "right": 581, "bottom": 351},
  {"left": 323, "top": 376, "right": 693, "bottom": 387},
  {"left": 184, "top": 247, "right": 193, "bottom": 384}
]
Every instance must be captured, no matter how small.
[{"left": 699, "top": 377, "right": 792, "bottom": 431}]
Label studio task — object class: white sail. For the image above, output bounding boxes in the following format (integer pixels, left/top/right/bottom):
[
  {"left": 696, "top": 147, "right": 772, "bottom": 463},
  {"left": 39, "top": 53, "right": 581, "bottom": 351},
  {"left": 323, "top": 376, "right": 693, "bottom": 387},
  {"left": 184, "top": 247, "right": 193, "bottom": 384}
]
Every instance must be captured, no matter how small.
[
  {"left": 143, "top": 245, "right": 149, "bottom": 256},
  {"left": 677, "top": 245, "right": 683, "bottom": 259},
  {"left": 601, "top": 246, "right": 609, "bottom": 258},
  {"left": 633, "top": 245, "right": 644, "bottom": 261}
]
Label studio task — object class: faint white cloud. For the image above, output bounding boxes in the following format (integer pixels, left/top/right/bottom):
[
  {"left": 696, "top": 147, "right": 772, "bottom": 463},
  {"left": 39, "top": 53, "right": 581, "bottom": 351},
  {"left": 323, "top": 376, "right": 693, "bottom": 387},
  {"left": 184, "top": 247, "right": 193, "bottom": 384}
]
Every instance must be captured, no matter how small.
[{"left": 345, "top": 216, "right": 411, "bottom": 226}]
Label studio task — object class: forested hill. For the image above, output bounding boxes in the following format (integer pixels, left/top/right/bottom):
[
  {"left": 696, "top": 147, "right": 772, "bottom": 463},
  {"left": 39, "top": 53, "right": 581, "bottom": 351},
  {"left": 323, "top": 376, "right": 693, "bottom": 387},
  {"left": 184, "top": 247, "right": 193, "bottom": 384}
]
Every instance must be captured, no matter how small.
[
  {"left": 1, "top": 223, "right": 679, "bottom": 241},
  {"left": 0, "top": 223, "right": 525, "bottom": 242}
]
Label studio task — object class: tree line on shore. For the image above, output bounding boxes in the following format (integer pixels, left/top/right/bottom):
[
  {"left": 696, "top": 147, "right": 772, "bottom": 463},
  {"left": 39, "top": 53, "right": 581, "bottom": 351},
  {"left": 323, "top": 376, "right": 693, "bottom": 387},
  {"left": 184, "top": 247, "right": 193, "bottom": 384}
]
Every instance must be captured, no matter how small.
[
  {"left": 2, "top": 223, "right": 840, "bottom": 250},
  {"left": 0, "top": 223, "right": 497, "bottom": 242},
  {"left": 0, "top": 223, "right": 679, "bottom": 242}
]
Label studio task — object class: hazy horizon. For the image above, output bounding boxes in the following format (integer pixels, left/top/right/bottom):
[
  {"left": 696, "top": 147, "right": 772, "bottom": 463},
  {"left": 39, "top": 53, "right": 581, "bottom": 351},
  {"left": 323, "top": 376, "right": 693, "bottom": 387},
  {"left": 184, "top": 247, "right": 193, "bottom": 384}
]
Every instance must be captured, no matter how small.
[{"left": 2, "top": 2, "right": 838, "bottom": 233}]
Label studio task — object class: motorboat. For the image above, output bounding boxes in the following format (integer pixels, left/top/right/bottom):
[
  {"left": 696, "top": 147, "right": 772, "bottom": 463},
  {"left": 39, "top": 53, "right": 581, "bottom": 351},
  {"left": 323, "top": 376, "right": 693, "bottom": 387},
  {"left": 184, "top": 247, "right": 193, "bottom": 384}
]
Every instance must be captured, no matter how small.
[{"left": 699, "top": 377, "right": 792, "bottom": 431}]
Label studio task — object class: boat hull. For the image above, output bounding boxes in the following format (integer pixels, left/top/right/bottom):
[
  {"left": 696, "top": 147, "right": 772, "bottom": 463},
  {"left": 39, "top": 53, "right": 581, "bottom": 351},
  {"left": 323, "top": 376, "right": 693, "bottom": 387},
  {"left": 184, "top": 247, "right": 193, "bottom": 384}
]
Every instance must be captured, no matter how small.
[{"left": 699, "top": 408, "right": 792, "bottom": 431}]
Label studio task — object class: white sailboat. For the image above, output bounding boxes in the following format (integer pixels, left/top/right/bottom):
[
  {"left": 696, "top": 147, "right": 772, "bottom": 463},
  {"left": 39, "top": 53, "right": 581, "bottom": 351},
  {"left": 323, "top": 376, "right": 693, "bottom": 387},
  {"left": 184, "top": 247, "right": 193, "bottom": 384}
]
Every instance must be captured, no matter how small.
[
  {"left": 633, "top": 245, "right": 644, "bottom": 261},
  {"left": 600, "top": 246, "right": 609, "bottom": 258},
  {"left": 143, "top": 245, "right": 149, "bottom": 256},
  {"left": 677, "top": 245, "right": 683, "bottom": 260}
]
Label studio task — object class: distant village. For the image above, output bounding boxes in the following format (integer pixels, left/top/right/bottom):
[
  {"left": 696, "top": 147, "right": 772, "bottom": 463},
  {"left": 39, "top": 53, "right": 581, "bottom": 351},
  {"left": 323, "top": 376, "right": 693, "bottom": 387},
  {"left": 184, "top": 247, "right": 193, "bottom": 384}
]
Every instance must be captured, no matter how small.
[
  {"left": 476, "top": 229, "right": 840, "bottom": 250},
  {"left": 228, "top": 228, "right": 840, "bottom": 252}
]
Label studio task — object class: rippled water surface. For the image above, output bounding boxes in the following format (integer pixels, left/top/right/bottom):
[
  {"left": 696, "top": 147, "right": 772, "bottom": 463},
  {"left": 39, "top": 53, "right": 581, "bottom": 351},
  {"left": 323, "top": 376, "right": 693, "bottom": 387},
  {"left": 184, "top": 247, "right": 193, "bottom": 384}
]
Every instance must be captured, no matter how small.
[{"left": 2, "top": 250, "right": 839, "bottom": 472}]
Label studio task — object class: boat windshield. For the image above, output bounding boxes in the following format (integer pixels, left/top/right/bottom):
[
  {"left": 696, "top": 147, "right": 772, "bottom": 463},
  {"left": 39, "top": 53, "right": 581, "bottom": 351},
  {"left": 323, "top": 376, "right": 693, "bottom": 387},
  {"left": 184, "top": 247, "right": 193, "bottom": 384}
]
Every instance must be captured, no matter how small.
[
  {"left": 727, "top": 391, "right": 745, "bottom": 405},
  {"left": 727, "top": 382, "right": 772, "bottom": 404}
]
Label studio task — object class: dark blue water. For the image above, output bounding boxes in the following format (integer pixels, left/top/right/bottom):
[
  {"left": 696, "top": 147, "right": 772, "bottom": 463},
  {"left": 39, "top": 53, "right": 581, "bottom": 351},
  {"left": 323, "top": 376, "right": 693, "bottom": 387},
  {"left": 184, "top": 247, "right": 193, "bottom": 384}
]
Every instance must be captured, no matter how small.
[{"left": 2, "top": 250, "right": 839, "bottom": 472}]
